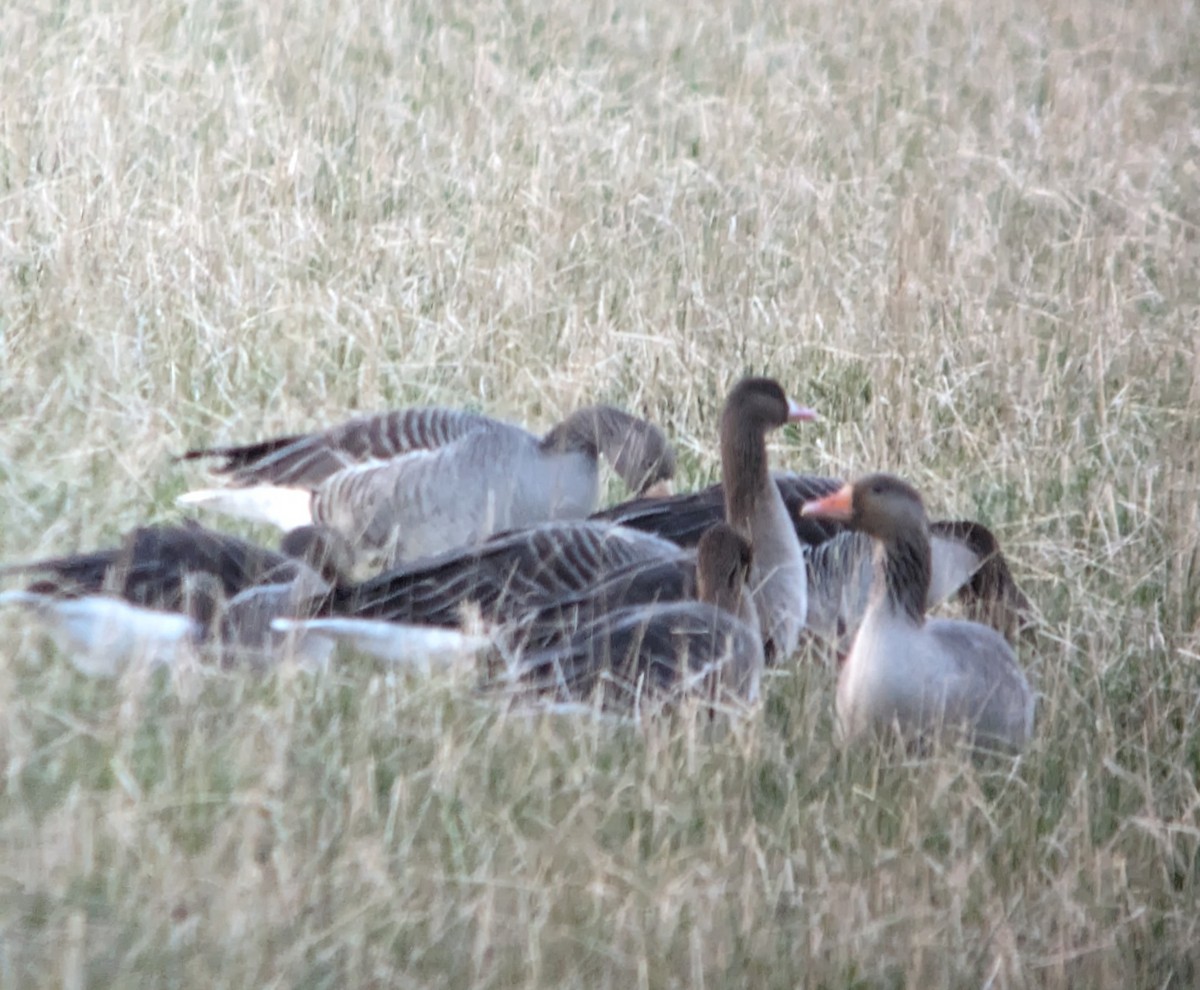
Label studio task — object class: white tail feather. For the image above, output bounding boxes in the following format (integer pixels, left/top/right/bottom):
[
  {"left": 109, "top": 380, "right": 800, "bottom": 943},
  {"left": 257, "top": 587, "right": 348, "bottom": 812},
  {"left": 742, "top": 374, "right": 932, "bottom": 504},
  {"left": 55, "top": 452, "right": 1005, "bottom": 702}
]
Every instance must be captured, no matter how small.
[
  {"left": 0, "top": 591, "right": 199, "bottom": 677},
  {"left": 176, "top": 485, "right": 314, "bottom": 530},
  {"left": 270, "top": 617, "right": 489, "bottom": 670}
]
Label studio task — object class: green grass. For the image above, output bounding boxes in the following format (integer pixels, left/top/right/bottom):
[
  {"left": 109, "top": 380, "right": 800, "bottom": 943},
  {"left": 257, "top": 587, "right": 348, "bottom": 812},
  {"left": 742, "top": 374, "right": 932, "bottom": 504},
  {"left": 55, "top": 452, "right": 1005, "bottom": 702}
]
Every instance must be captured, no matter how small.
[{"left": 2, "top": 0, "right": 1199, "bottom": 984}]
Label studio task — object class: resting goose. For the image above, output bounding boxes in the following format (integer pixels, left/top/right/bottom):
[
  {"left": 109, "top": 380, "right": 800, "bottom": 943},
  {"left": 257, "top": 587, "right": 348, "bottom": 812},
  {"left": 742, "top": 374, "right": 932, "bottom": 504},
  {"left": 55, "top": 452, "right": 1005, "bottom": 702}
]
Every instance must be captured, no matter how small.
[
  {"left": 276, "top": 376, "right": 817, "bottom": 664},
  {"left": 178, "top": 404, "right": 676, "bottom": 563},
  {"left": 591, "top": 473, "right": 1033, "bottom": 646},
  {"left": 490, "top": 523, "right": 763, "bottom": 712},
  {"left": 0, "top": 524, "right": 356, "bottom": 675},
  {"left": 801, "top": 474, "right": 1035, "bottom": 751},
  {"left": 271, "top": 519, "right": 691, "bottom": 663}
]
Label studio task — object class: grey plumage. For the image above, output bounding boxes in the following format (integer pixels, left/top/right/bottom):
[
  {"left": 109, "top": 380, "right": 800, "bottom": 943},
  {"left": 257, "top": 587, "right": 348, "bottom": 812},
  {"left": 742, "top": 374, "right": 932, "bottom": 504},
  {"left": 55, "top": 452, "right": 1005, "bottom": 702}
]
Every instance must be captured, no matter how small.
[
  {"left": 802, "top": 474, "right": 1035, "bottom": 752},
  {"left": 180, "top": 404, "right": 676, "bottom": 564}
]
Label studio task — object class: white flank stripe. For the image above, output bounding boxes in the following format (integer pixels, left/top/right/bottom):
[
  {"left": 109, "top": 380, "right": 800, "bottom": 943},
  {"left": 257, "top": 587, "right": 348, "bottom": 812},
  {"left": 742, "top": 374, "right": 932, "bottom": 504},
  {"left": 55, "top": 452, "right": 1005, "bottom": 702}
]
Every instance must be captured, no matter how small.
[
  {"left": 176, "top": 485, "right": 313, "bottom": 530},
  {"left": 1, "top": 591, "right": 198, "bottom": 677},
  {"left": 270, "top": 617, "right": 489, "bottom": 670}
]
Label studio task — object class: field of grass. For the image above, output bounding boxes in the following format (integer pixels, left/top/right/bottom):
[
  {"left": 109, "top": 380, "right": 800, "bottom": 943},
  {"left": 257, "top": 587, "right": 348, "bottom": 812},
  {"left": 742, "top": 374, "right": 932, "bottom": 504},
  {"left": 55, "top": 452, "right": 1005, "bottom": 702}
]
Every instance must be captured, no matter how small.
[{"left": 1, "top": 0, "right": 1198, "bottom": 984}]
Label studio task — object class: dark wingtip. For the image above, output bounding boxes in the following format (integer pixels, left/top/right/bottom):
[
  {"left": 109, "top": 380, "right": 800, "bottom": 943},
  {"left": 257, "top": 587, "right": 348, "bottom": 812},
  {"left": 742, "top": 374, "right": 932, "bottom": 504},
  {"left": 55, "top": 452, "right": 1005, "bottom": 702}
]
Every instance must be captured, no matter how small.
[{"left": 930, "top": 519, "right": 999, "bottom": 559}]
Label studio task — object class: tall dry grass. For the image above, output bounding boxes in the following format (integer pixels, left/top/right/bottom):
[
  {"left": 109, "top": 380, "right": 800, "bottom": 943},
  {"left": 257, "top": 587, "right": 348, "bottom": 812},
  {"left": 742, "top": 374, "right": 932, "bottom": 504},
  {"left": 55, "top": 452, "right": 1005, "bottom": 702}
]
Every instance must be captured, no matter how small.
[{"left": 1, "top": 0, "right": 1198, "bottom": 985}]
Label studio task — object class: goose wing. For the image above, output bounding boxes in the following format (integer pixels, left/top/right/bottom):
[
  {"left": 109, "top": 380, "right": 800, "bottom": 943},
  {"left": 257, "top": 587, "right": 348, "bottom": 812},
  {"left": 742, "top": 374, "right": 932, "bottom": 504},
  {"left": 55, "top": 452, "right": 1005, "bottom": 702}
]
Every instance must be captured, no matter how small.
[
  {"left": 0, "top": 522, "right": 300, "bottom": 610},
  {"left": 180, "top": 407, "right": 492, "bottom": 487},
  {"left": 311, "top": 521, "right": 687, "bottom": 627}
]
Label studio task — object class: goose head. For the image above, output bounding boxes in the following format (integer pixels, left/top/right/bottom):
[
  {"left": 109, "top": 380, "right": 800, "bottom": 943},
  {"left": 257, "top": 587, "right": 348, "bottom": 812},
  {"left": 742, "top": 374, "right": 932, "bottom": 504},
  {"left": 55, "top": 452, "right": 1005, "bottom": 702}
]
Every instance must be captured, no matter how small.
[
  {"left": 722, "top": 377, "right": 817, "bottom": 438},
  {"left": 608, "top": 418, "right": 676, "bottom": 497},
  {"left": 542, "top": 405, "right": 677, "bottom": 496},
  {"left": 800, "top": 473, "right": 928, "bottom": 541},
  {"left": 696, "top": 522, "right": 754, "bottom": 614},
  {"left": 721, "top": 377, "right": 817, "bottom": 528}
]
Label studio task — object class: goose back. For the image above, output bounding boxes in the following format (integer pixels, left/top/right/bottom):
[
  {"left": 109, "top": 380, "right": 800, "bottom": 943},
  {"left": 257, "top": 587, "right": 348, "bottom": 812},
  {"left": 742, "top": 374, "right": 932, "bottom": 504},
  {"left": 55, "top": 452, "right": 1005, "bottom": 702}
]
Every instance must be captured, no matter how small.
[
  {"left": 311, "top": 423, "right": 600, "bottom": 562},
  {"left": 489, "top": 523, "right": 763, "bottom": 712},
  {"left": 501, "top": 555, "right": 699, "bottom": 654},
  {"left": 313, "top": 521, "right": 689, "bottom": 628},
  {"left": 181, "top": 407, "right": 490, "bottom": 487},
  {"left": 590, "top": 473, "right": 847, "bottom": 547}
]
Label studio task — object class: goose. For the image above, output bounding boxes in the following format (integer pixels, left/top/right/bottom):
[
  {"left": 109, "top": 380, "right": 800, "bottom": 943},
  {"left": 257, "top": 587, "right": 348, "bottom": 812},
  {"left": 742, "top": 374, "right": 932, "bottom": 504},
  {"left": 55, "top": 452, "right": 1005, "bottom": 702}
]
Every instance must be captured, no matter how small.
[
  {"left": 270, "top": 519, "right": 692, "bottom": 665},
  {"left": 275, "top": 377, "right": 818, "bottom": 664},
  {"left": 800, "top": 474, "right": 1035, "bottom": 751},
  {"left": 591, "top": 474, "right": 1033, "bottom": 646},
  {"left": 0, "top": 524, "right": 357, "bottom": 674},
  {"left": 488, "top": 523, "right": 763, "bottom": 712},
  {"left": 178, "top": 404, "right": 676, "bottom": 564}
]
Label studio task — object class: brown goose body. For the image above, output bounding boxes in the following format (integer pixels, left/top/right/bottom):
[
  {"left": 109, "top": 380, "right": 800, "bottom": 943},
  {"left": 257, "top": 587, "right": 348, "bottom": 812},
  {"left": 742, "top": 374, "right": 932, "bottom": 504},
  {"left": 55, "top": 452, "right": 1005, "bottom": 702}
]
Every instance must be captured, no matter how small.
[
  {"left": 0, "top": 521, "right": 321, "bottom": 609},
  {"left": 490, "top": 524, "right": 764, "bottom": 712},
  {"left": 313, "top": 520, "right": 689, "bottom": 628},
  {"left": 802, "top": 475, "right": 1035, "bottom": 751}
]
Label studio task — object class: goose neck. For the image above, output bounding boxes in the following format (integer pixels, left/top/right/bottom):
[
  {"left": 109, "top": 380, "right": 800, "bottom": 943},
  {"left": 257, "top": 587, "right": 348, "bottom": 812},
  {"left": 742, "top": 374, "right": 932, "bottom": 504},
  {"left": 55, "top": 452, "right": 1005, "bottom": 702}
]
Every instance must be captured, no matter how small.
[
  {"left": 872, "top": 525, "right": 931, "bottom": 625},
  {"left": 720, "top": 415, "right": 770, "bottom": 535}
]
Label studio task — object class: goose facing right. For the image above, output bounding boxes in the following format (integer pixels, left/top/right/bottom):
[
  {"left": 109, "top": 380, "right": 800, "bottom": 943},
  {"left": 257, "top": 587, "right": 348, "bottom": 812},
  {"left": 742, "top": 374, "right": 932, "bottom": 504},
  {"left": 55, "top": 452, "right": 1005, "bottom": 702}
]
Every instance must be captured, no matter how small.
[
  {"left": 179, "top": 404, "right": 676, "bottom": 564},
  {"left": 281, "top": 376, "right": 816, "bottom": 665},
  {"left": 801, "top": 474, "right": 1034, "bottom": 751}
]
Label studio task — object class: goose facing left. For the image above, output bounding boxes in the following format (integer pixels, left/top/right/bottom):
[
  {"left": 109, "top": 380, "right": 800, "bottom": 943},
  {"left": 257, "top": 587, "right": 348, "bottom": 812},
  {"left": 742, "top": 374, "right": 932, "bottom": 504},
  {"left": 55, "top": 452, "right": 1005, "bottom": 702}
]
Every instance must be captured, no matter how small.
[
  {"left": 178, "top": 404, "right": 676, "bottom": 564},
  {"left": 801, "top": 474, "right": 1035, "bottom": 751}
]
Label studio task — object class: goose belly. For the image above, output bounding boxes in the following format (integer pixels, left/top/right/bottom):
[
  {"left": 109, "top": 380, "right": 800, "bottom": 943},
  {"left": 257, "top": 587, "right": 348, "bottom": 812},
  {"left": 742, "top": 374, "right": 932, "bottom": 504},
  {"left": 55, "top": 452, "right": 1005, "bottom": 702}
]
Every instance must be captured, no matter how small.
[{"left": 836, "top": 616, "right": 948, "bottom": 741}]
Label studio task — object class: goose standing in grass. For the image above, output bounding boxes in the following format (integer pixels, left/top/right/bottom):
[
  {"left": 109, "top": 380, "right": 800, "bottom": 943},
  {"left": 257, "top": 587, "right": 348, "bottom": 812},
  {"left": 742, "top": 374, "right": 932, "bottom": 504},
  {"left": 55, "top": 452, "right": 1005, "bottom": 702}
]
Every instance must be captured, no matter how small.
[
  {"left": 276, "top": 377, "right": 818, "bottom": 664},
  {"left": 488, "top": 523, "right": 764, "bottom": 712},
  {"left": 801, "top": 474, "right": 1035, "bottom": 751},
  {"left": 178, "top": 404, "right": 676, "bottom": 564},
  {"left": 592, "top": 473, "right": 1034, "bottom": 647},
  {"left": 0, "top": 523, "right": 356, "bottom": 675}
]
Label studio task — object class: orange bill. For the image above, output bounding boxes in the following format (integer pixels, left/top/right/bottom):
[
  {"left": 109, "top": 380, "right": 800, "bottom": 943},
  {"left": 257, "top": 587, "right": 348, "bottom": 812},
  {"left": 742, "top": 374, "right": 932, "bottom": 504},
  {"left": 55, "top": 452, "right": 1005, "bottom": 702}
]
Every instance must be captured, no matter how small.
[{"left": 799, "top": 483, "right": 853, "bottom": 521}]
